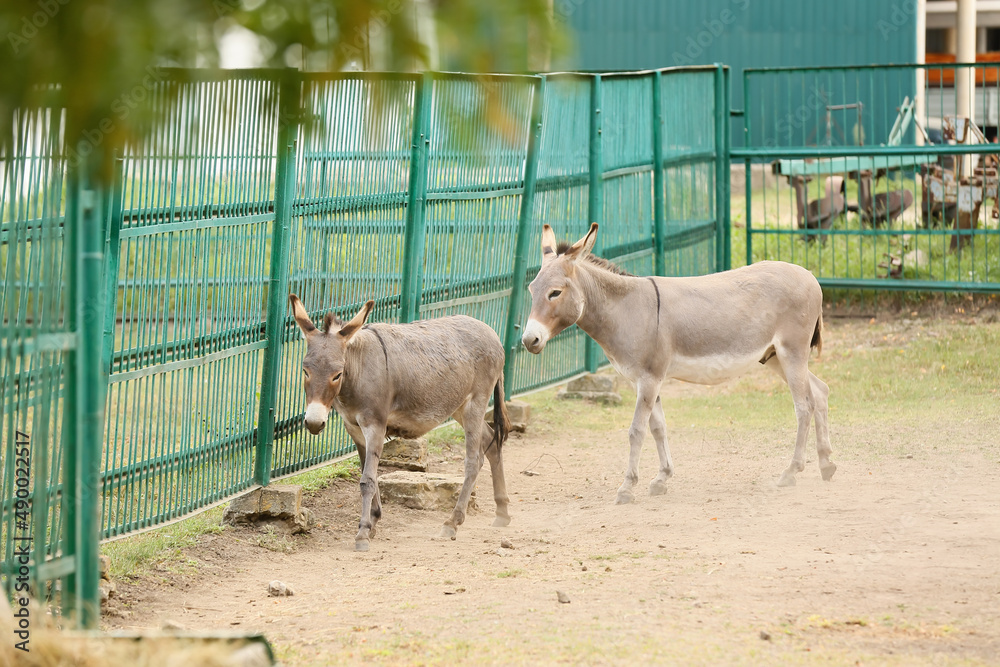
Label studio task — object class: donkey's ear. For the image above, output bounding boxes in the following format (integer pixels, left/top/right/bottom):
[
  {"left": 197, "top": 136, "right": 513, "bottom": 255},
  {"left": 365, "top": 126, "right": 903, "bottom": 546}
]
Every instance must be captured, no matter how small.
[
  {"left": 289, "top": 294, "right": 317, "bottom": 337},
  {"left": 541, "top": 224, "right": 558, "bottom": 263},
  {"left": 564, "top": 223, "right": 598, "bottom": 261},
  {"left": 338, "top": 300, "right": 375, "bottom": 344}
]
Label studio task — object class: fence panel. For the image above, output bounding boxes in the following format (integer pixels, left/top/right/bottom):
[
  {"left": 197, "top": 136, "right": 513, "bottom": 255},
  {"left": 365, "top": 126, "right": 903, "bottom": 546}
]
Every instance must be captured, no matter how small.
[
  {"left": 101, "top": 72, "right": 280, "bottom": 537},
  {"left": 419, "top": 74, "right": 536, "bottom": 338},
  {"left": 1, "top": 102, "right": 72, "bottom": 601},
  {"left": 269, "top": 74, "right": 418, "bottom": 478},
  {"left": 660, "top": 67, "right": 724, "bottom": 277},
  {"left": 506, "top": 74, "right": 593, "bottom": 394},
  {"left": 736, "top": 64, "right": 1000, "bottom": 291}
]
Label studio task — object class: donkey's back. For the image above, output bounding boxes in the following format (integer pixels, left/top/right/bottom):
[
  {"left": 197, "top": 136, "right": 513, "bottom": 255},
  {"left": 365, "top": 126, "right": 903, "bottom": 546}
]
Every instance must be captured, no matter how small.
[{"left": 347, "top": 316, "right": 506, "bottom": 437}]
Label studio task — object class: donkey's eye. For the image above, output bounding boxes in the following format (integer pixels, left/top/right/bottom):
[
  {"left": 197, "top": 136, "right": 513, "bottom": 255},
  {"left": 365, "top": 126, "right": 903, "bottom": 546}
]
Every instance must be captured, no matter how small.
[
  {"left": 302, "top": 369, "right": 310, "bottom": 378},
  {"left": 548, "top": 289, "right": 563, "bottom": 300},
  {"left": 332, "top": 372, "right": 343, "bottom": 382}
]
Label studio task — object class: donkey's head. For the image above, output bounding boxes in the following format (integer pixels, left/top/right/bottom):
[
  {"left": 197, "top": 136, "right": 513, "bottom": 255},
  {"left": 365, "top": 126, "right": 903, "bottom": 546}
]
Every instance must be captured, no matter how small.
[
  {"left": 289, "top": 295, "right": 374, "bottom": 435},
  {"left": 521, "top": 223, "right": 598, "bottom": 354}
]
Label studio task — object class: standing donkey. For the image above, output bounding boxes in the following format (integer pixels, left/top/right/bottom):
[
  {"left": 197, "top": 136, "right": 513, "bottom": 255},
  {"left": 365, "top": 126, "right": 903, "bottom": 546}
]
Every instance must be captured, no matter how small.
[
  {"left": 521, "top": 224, "right": 834, "bottom": 502},
  {"left": 289, "top": 295, "right": 511, "bottom": 551}
]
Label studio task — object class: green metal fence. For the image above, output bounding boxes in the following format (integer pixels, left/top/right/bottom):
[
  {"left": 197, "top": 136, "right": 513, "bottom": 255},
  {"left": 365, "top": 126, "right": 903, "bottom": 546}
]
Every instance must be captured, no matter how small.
[
  {"left": 1, "top": 65, "right": 727, "bottom": 625},
  {"left": 734, "top": 64, "right": 1000, "bottom": 291}
]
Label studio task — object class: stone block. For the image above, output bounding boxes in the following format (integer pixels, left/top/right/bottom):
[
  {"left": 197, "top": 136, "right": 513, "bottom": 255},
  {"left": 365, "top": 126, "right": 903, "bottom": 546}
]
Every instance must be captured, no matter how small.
[
  {"left": 99, "top": 554, "right": 110, "bottom": 580},
  {"left": 566, "top": 374, "right": 616, "bottom": 393},
  {"left": 485, "top": 400, "right": 531, "bottom": 433},
  {"left": 99, "top": 579, "right": 116, "bottom": 605},
  {"left": 259, "top": 485, "right": 302, "bottom": 519},
  {"left": 223, "top": 485, "right": 304, "bottom": 526},
  {"left": 379, "top": 471, "right": 476, "bottom": 511},
  {"left": 558, "top": 374, "right": 622, "bottom": 404},
  {"left": 382, "top": 437, "right": 429, "bottom": 471},
  {"left": 291, "top": 506, "right": 316, "bottom": 534}
]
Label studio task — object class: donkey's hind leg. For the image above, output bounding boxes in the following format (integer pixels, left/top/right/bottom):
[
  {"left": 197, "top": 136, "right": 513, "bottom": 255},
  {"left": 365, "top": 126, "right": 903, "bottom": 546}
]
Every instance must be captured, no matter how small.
[
  {"left": 810, "top": 372, "right": 836, "bottom": 480},
  {"left": 648, "top": 396, "right": 675, "bottom": 496},
  {"left": 480, "top": 426, "right": 512, "bottom": 526},
  {"left": 766, "top": 349, "right": 815, "bottom": 487},
  {"left": 440, "top": 397, "right": 489, "bottom": 539}
]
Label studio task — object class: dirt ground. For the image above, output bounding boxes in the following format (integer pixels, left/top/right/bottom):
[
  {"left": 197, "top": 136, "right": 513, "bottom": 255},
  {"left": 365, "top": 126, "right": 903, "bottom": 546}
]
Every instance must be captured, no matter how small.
[{"left": 103, "top": 315, "right": 1000, "bottom": 666}]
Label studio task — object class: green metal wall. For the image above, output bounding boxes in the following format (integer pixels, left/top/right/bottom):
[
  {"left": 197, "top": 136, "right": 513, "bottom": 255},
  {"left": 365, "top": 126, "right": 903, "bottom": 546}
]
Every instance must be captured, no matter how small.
[
  {"left": 1, "top": 65, "right": 727, "bottom": 625},
  {"left": 556, "top": 0, "right": 918, "bottom": 144}
]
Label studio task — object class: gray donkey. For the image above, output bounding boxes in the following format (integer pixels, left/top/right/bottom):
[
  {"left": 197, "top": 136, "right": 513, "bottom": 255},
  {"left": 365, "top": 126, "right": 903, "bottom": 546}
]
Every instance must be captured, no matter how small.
[
  {"left": 521, "top": 224, "right": 834, "bottom": 500},
  {"left": 289, "top": 295, "right": 511, "bottom": 551}
]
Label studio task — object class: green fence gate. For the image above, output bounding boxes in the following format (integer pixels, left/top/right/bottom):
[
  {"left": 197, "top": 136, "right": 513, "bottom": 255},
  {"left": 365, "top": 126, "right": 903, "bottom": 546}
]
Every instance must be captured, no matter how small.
[
  {"left": 734, "top": 64, "right": 1000, "bottom": 291},
  {"left": 1, "top": 64, "right": 728, "bottom": 625}
]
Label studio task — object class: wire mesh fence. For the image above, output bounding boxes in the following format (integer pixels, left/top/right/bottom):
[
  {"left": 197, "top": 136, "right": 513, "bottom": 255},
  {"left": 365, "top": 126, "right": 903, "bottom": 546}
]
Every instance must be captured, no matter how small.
[
  {"left": 1, "top": 65, "right": 727, "bottom": 623},
  {"left": 735, "top": 64, "right": 1000, "bottom": 291}
]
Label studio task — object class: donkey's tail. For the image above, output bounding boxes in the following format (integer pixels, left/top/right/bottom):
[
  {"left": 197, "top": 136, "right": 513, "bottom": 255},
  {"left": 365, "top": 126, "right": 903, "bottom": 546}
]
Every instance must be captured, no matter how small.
[
  {"left": 810, "top": 312, "right": 823, "bottom": 360},
  {"left": 489, "top": 374, "right": 511, "bottom": 451}
]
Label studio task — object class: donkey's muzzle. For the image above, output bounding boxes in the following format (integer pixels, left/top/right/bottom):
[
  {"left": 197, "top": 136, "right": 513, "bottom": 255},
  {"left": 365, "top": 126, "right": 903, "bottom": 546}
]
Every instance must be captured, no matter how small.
[
  {"left": 303, "top": 402, "right": 329, "bottom": 435},
  {"left": 521, "top": 319, "right": 549, "bottom": 354},
  {"left": 305, "top": 420, "right": 326, "bottom": 435}
]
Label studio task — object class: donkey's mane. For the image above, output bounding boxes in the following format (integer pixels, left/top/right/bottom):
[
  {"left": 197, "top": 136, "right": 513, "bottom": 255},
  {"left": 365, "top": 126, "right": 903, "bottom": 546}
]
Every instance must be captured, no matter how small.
[{"left": 555, "top": 241, "right": 633, "bottom": 276}]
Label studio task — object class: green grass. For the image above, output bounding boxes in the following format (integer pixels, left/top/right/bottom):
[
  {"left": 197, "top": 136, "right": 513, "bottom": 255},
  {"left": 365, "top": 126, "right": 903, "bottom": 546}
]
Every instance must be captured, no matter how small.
[
  {"left": 426, "top": 423, "right": 466, "bottom": 455},
  {"left": 101, "top": 457, "right": 360, "bottom": 580},
  {"left": 101, "top": 506, "right": 227, "bottom": 582},
  {"left": 730, "top": 182, "right": 1000, "bottom": 287},
  {"left": 286, "top": 458, "right": 360, "bottom": 496}
]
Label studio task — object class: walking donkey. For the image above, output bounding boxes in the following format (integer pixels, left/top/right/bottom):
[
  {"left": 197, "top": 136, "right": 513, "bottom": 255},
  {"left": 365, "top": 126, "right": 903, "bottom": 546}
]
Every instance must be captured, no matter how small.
[
  {"left": 289, "top": 295, "right": 512, "bottom": 551},
  {"left": 521, "top": 224, "right": 834, "bottom": 502}
]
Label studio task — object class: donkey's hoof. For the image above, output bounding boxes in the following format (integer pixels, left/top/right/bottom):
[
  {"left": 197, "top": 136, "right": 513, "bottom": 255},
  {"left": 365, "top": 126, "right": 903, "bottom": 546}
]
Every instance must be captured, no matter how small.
[
  {"left": 820, "top": 462, "right": 838, "bottom": 481},
  {"left": 776, "top": 473, "right": 796, "bottom": 488},
  {"left": 355, "top": 539, "right": 370, "bottom": 552},
  {"left": 615, "top": 490, "right": 635, "bottom": 505},
  {"left": 648, "top": 479, "right": 669, "bottom": 496},
  {"left": 492, "top": 516, "right": 511, "bottom": 528},
  {"left": 439, "top": 524, "right": 457, "bottom": 539}
]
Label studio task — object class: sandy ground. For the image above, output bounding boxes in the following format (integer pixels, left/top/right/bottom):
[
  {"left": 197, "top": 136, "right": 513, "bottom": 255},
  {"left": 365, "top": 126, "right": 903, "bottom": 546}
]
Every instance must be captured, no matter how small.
[{"left": 103, "top": 317, "right": 1000, "bottom": 666}]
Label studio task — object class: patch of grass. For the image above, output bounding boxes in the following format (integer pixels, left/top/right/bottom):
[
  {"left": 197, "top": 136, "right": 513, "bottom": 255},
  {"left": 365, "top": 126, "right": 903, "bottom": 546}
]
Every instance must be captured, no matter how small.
[
  {"left": 255, "top": 524, "right": 297, "bottom": 553},
  {"left": 496, "top": 568, "right": 523, "bottom": 578},
  {"left": 283, "top": 458, "right": 360, "bottom": 496},
  {"left": 426, "top": 423, "right": 465, "bottom": 455},
  {"left": 523, "top": 378, "right": 637, "bottom": 436},
  {"left": 101, "top": 506, "right": 227, "bottom": 582}
]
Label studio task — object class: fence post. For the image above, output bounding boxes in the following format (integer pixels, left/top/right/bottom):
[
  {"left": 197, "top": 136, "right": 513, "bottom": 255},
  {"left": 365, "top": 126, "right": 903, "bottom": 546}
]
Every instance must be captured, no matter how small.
[
  {"left": 61, "top": 153, "right": 107, "bottom": 629},
  {"left": 102, "top": 154, "right": 125, "bottom": 370},
  {"left": 503, "top": 77, "right": 545, "bottom": 397},
  {"left": 585, "top": 74, "right": 604, "bottom": 373},
  {"left": 400, "top": 73, "right": 433, "bottom": 323},
  {"left": 714, "top": 64, "right": 728, "bottom": 274},
  {"left": 723, "top": 66, "right": 732, "bottom": 271},
  {"left": 255, "top": 72, "right": 301, "bottom": 487},
  {"left": 652, "top": 71, "right": 666, "bottom": 277},
  {"left": 743, "top": 68, "right": 753, "bottom": 267}
]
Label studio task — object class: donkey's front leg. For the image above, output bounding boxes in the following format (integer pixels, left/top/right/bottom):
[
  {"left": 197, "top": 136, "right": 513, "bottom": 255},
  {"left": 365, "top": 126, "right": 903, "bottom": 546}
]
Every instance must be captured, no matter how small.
[
  {"left": 617, "top": 379, "right": 660, "bottom": 504},
  {"left": 355, "top": 418, "right": 387, "bottom": 551},
  {"left": 441, "top": 402, "right": 487, "bottom": 538}
]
